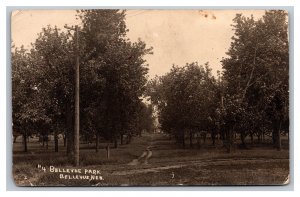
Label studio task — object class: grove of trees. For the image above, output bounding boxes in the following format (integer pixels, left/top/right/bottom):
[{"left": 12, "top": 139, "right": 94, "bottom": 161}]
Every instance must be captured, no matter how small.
[
  {"left": 146, "top": 10, "right": 289, "bottom": 152},
  {"left": 12, "top": 10, "right": 154, "bottom": 162},
  {"left": 146, "top": 62, "right": 219, "bottom": 148},
  {"left": 12, "top": 9, "right": 289, "bottom": 164}
]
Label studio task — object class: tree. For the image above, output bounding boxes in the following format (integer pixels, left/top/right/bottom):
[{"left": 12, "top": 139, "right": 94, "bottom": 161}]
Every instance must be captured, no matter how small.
[
  {"left": 221, "top": 10, "right": 289, "bottom": 151},
  {"left": 12, "top": 46, "right": 51, "bottom": 152},
  {"left": 137, "top": 103, "right": 155, "bottom": 134},
  {"left": 77, "top": 10, "right": 153, "bottom": 148},
  {"left": 30, "top": 26, "right": 76, "bottom": 154},
  {"left": 12, "top": 9, "right": 153, "bottom": 161},
  {"left": 147, "top": 62, "right": 218, "bottom": 148}
]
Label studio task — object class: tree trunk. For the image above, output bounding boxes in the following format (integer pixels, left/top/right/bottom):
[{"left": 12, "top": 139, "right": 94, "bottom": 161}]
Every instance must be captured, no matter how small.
[
  {"left": 23, "top": 132, "right": 27, "bottom": 152},
  {"left": 189, "top": 131, "right": 193, "bottom": 148},
  {"left": 126, "top": 134, "right": 131, "bottom": 144},
  {"left": 182, "top": 130, "right": 185, "bottom": 149},
  {"left": 229, "top": 129, "right": 234, "bottom": 153},
  {"left": 106, "top": 144, "right": 110, "bottom": 159},
  {"left": 95, "top": 132, "right": 99, "bottom": 153},
  {"left": 225, "top": 129, "right": 232, "bottom": 153},
  {"left": 257, "top": 133, "right": 261, "bottom": 143},
  {"left": 42, "top": 135, "right": 45, "bottom": 147},
  {"left": 272, "top": 120, "right": 282, "bottom": 151},
  {"left": 272, "top": 130, "right": 277, "bottom": 146},
  {"left": 120, "top": 134, "right": 124, "bottom": 145},
  {"left": 66, "top": 105, "right": 74, "bottom": 156},
  {"left": 63, "top": 133, "right": 66, "bottom": 147},
  {"left": 240, "top": 131, "right": 247, "bottom": 149},
  {"left": 250, "top": 133, "right": 254, "bottom": 144},
  {"left": 211, "top": 131, "right": 216, "bottom": 146},
  {"left": 276, "top": 131, "right": 281, "bottom": 151},
  {"left": 54, "top": 130, "right": 58, "bottom": 152},
  {"left": 67, "top": 129, "right": 74, "bottom": 155},
  {"left": 221, "top": 129, "right": 225, "bottom": 141},
  {"left": 46, "top": 134, "right": 49, "bottom": 150},
  {"left": 114, "top": 136, "right": 118, "bottom": 148},
  {"left": 276, "top": 121, "right": 282, "bottom": 151}
]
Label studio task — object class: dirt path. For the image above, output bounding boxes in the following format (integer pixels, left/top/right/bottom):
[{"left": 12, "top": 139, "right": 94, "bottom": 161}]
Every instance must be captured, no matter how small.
[
  {"left": 127, "top": 134, "right": 155, "bottom": 165},
  {"left": 113, "top": 157, "right": 289, "bottom": 176},
  {"left": 120, "top": 133, "right": 289, "bottom": 176}
]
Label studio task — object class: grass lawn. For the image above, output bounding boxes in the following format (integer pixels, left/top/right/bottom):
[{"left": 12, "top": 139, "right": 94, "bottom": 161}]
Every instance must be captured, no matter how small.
[{"left": 12, "top": 132, "right": 289, "bottom": 186}]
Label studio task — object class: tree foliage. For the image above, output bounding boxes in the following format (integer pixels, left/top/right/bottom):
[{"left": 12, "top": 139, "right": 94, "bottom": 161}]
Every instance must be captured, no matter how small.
[
  {"left": 221, "top": 10, "right": 289, "bottom": 150},
  {"left": 12, "top": 10, "right": 153, "bottom": 154},
  {"left": 147, "top": 62, "right": 218, "bottom": 148},
  {"left": 78, "top": 10, "right": 153, "bottom": 148}
]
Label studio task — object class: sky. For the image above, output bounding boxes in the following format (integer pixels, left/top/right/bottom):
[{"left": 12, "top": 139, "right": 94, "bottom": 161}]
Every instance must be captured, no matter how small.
[{"left": 11, "top": 9, "right": 265, "bottom": 78}]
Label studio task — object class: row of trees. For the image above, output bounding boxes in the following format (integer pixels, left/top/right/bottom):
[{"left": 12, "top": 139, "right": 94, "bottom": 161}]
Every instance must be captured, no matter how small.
[
  {"left": 12, "top": 10, "right": 154, "bottom": 156},
  {"left": 146, "top": 10, "right": 289, "bottom": 152}
]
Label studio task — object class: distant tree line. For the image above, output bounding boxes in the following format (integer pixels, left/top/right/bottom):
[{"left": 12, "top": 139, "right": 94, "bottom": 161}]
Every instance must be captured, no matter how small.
[
  {"left": 12, "top": 10, "right": 154, "bottom": 156},
  {"left": 146, "top": 10, "right": 289, "bottom": 152}
]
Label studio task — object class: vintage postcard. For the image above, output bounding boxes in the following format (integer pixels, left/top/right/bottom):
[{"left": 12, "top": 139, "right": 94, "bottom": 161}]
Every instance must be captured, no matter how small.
[{"left": 11, "top": 9, "right": 289, "bottom": 186}]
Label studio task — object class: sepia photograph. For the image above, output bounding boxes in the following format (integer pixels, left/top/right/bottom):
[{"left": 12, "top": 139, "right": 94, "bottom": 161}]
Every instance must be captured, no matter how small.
[{"left": 11, "top": 9, "right": 289, "bottom": 187}]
